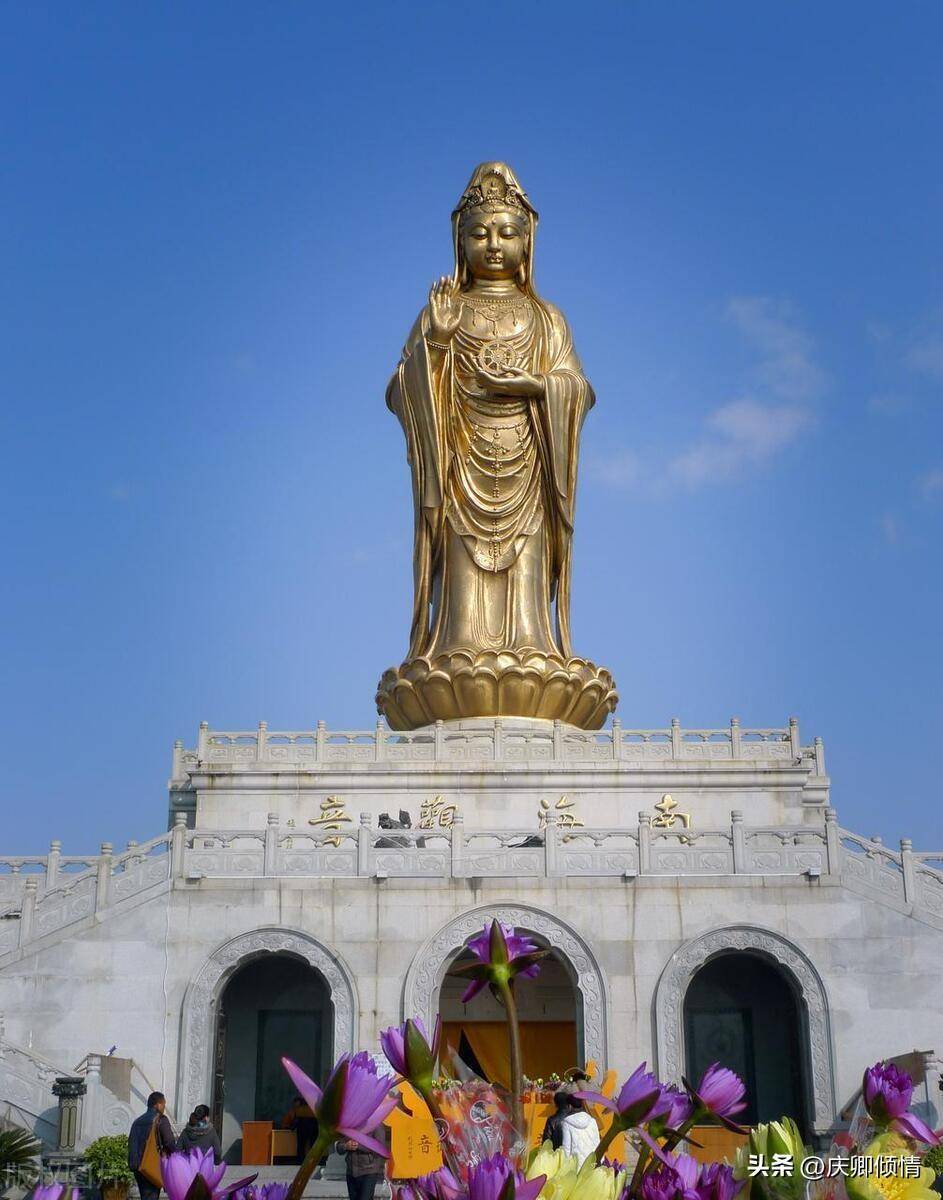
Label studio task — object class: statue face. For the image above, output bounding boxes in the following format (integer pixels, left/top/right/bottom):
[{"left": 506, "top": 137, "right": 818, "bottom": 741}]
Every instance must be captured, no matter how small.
[{"left": 461, "top": 210, "right": 528, "bottom": 281}]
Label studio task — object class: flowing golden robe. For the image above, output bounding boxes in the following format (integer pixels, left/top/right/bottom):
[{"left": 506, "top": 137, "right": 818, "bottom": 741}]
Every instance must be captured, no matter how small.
[{"left": 387, "top": 293, "right": 594, "bottom": 666}]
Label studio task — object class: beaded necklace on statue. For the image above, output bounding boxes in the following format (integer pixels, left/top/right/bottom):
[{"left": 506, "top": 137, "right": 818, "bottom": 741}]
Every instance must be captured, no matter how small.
[{"left": 460, "top": 290, "right": 532, "bottom": 336}]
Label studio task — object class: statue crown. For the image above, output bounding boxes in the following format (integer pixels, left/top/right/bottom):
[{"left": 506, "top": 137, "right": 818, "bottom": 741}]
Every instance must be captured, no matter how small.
[{"left": 456, "top": 169, "right": 529, "bottom": 220}]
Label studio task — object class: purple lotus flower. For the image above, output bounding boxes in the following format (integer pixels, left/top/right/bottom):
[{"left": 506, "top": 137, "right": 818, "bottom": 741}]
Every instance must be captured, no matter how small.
[
  {"left": 283, "top": 1051, "right": 398, "bottom": 1156},
  {"left": 380, "top": 1017, "right": 441, "bottom": 1092},
  {"left": 575, "top": 1062, "right": 666, "bottom": 1130},
  {"left": 697, "top": 1163, "right": 744, "bottom": 1200},
  {"left": 450, "top": 921, "right": 546, "bottom": 1004},
  {"left": 466, "top": 1155, "right": 545, "bottom": 1200},
  {"left": 32, "top": 1187, "right": 75, "bottom": 1200},
  {"left": 863, "top": 1061, "right": 941, "bottom": 1145},
  {"left": 684, "top": 1064, "right": 747, "bottom": 1133},
  {"left": 639, "top": 1158, "right": 743, "bottom": 1200},
  {"left": 161, "top": 1148, "right": 256, "bottom": 1200},
  {"left": 397, "top": 1168, "right": 465, "bottom": 1200},
  {"left": 231, "top": 1186, "right": 291, "bottom": 1200},
  {"left": 640, "top": 1157, "right": 700, "bottom": 1200}
]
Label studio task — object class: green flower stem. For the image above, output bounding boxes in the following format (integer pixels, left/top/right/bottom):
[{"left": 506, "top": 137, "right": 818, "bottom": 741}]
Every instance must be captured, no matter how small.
[
  {"left": 287, "top": 1128, "right": 336, "bottom": 1200},
  {"left": 626, "top": 1140, "right": 651, "bottom": 1197},
  {"left": 498, "top": 979, "right": 525, "bottom": 1134},
  {"left": 661, "top": 1110, "right": 702, "bottom": 1155},
  {"left": 594, "top": 1121, "right": 622, "bottom": 1164}
]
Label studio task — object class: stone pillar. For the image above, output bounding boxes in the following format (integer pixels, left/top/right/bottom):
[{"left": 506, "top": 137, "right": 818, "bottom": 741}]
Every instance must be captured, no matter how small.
[
  {"left": 171, "top": 812, "right": 188, "bottom": 878},
  {"left": 263, "top": 813, "right": 279, "bottom": 876},
  {"left": 450, "top": 814, "right": 464, "bottom": 878},
  {"left": 52, "top": 1075, "right": 86, "bottom": 1153},
  {"left": 731, "top": 810, "right": 746, "bottom": 873},
  {"left": 357, "top": 813, "right": 372, "bottom": 876},
  {"left": 46, "top": 840, "right": 62, "bottom": 891},
  {"left": 638, "top": 812, "right": 652, "bottom": 874}
]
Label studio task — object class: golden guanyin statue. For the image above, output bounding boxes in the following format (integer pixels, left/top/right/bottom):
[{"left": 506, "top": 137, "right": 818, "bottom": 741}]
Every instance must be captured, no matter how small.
[{"left": 376, "top": 163, "right": 618, "bottom": 730}]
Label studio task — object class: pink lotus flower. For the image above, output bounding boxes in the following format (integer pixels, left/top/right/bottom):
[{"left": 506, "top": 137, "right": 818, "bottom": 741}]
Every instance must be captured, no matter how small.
[
  {"left": 684, "top": 1063, "right": 747, "bottom": 1133},
  {"left": 450, "top": 921, "right": 545, "bottom": 1004},
  {"left": 282, "top": 1051, "right": 398, "bottom": 1156},
  {"left": 863, "top": 1061, "right": 941, "bottom": 1145},
  {"left": 380, "top": 1017, "right": 441, "bottom": 1092},
  {"left": 161, "top": 1148, "right": 256, "bottom": 1200}
]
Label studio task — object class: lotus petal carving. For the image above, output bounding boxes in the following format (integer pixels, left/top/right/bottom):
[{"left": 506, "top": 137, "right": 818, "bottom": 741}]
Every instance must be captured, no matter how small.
[{"left": 376, "top": 649, "right": 618, "bottom": 730}]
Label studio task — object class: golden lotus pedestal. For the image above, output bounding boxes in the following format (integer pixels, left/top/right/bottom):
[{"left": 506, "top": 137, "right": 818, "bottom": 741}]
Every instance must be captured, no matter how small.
[{"left": 375, "top": 648, "right": 618, "bottom": 731}]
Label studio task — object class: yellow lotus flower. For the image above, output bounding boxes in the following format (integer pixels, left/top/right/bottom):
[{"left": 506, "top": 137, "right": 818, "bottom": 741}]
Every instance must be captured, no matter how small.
[
  {"left": 734, "top": 1116, "right": 809, "bottom": 1200},
  {"left": 846, "top": 1133, "right": 938, "bottom": 1200},
  {"left": 526, "top": 1145, "right": 628, "bottom": 1200}
]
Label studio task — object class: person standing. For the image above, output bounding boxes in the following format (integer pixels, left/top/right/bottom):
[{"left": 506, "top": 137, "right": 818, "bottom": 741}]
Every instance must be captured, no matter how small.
[
  {"left": 176, "top": 1105, "right": 222, "bottom": 1161},
  {"left": 128, "top": 1092, "right": 175, "bottom": 1200},
  {"left": 336, "top": 1124, "right": 389, "bottom": 1200},
  {"left": 559, "top": 1097, "right": 600, "bottom": 1166},
  {"left": 541, "top": 1091, "right": 573, "bottom": 1150}
]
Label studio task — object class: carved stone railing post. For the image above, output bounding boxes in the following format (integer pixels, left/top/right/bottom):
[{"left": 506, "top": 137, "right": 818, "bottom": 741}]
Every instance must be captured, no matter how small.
[
  {"left": 493, "top": 718, "right": 504, "bottom": 760},
  {"left": 544, "top": 814, "right": 560, "bottom": 877},
  {"left": 731, "top": 811, "right": 745, "bottom": 873},
  {"left": 18, "top": 878, "right": 37, "bottom": 947},
  {"left": 730, "top": 717, "right": 741, "bottom": 759},
  {"left": 256, "top": 720, "right": 268, "bottom": 762},
  {"left": 96, "top": 843, "right": 113, "bottom": 910},
  {"left": 553, "top": 719, "right": 564, "bottom": 759},
  {"left": 263, "top": 813, "right": 279, "bottom": 876},
  {"left": 172, "top": 738, "right": 184, "bottom": 780},
  {"left": 638, "top": 812, "right": 652, "bottom": 874},
  {"left": 358, "top": 813, "right": 372, "bottom": 876},
  {"left": 434, "top": 719, "right": 445, "bottom": 759},
  {"left": 450, "top": 813, "right": 464, "bottom": 878},
  {"left": 171, "top": 812, "right": 188, "bottom": 879},
  {"left": 47, "top": 840, "right": 61, "bottom": 891},
  {"left": 611, "top": 718, "right": 622, "bottom": 759},
  {"left": 824, "top": 807, "right": 840, "bottom": 874},
  {"left": 197, "top": 720, "right": 209, "bottom": 761},
  {"left": 814, "top": 736, "right": 826, "bottom": 776},
  {"left": 375, "top": 719, "right": 386, "bottom": 762},
  {"left": 900, "top": 839, "right": 916, "bottom": 905},
  {"left": 670, "top": 717, "right": 682, "bottom": 759},
  {"left": 316, "top": 719, "right": 326, "bottom": 761},
  {"left": 789, "top": 716, "right": 800, "bottom": 759}
]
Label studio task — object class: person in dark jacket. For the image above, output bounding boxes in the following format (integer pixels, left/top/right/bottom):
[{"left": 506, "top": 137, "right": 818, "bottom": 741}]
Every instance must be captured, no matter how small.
[
  {"left": 128, "top": 1092, "right": 175, "bottom": 1200},
  {"left": 176, "top": 1105, "right": 222, "bottom": 1160},
  {"left": 541, "top": 1091, "right": 573, "bottom": 1150},
  {"left": 336, "top": 1123, "right": 390, "bottom": 1200}
]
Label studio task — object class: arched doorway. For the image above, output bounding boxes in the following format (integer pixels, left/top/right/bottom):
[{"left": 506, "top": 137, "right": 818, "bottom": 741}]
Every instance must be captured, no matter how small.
[
  {"left": 212, "top": 955, "right": 332, "bottom": 1160},
  {"left": 683, "top": 952, "right": 808, "bottom": 1131},
  {"left": 438, "top": 947, "right": 581, "bottom": 1086}
]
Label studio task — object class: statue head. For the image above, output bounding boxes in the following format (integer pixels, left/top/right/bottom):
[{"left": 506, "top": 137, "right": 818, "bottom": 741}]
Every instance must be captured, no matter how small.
[{"left": 452, "top": 162, "right": 538, "bottom": 289}]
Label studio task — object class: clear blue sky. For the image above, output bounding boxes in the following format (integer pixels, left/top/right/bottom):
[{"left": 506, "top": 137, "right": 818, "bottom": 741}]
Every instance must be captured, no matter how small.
[{"left": 3, "top": 2, "right": 942, "bottom": 854}]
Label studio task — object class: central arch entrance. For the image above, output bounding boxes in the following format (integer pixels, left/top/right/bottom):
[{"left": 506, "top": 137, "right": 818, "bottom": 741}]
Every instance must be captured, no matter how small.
[
  {"left": 403, "top": 904, "right": 610, "bottom": 1074},
  {"left": 439, "top": 948, "right": 580, "bottom": 1085},
  {"left": 212, "top": 954, "right": 332, "bottom": 1160}
]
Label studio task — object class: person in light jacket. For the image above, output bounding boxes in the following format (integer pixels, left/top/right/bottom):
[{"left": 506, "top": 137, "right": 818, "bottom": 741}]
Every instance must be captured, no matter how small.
[{"left": 559, "top": 1097, "right": 600, "bottom": 1166}]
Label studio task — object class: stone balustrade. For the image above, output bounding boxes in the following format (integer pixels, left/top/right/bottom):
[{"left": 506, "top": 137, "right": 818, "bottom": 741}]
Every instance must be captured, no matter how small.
[
  {"left": 171, "top": 716, "right": 826, "bottom": 774},
  {"left": 1, "top": 812, "right": 942, "bottom": 959}
]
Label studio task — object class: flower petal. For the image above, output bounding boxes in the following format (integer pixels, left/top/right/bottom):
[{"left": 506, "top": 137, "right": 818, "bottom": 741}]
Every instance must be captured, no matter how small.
[
  {"left": 281, "top": 1057, "right": 323, "bottom": 1113},
  {"left": 337, "top": 1127, "right": 391, "bottom": 1158}
]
